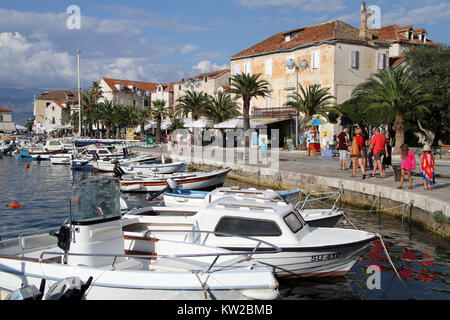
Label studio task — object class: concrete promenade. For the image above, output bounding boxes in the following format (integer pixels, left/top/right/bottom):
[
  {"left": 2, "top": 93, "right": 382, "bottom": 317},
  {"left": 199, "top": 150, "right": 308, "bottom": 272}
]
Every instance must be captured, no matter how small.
[{"left": 138, "top": 144, "right": 450, "bottom": 239}]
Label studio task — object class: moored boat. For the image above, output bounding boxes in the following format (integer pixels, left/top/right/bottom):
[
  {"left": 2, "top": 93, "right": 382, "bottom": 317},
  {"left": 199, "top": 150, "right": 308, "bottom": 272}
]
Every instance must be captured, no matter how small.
[
  {"left": 162, "top": 187, "right": 343, "bottom": 228},
  {"left": 123, "top": 196, "right": 377, "bottom": 279},
  {"left": 119, "top": 168, "right": 231, "bottom": 192},
  {"left": 0, "top": 178, "right": 279, "bottom": 300}
]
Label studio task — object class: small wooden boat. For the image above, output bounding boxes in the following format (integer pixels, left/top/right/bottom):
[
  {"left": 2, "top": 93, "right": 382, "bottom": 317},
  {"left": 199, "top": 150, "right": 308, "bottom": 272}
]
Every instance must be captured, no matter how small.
[{"left": 119, "top": 168, "right": 231, "bottom": 192}]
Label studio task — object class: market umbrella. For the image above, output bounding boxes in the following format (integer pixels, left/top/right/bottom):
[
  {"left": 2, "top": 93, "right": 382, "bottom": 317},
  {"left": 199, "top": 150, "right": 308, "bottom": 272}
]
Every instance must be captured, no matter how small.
[{"left": 307, "top": 118, "right": 327, "bottom": 127}]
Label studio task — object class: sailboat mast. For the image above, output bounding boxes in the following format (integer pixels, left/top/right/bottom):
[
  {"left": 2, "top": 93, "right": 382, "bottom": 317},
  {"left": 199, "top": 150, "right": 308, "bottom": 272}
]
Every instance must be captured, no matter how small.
[{"left": 77, "top": 50, "right": 82, "bottom": 137}]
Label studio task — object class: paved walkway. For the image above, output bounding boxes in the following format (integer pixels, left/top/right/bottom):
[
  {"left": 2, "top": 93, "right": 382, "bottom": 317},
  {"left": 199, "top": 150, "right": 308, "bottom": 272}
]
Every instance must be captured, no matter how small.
[{"left": 138, "top": 144, "right": 450, "bottom": 217}]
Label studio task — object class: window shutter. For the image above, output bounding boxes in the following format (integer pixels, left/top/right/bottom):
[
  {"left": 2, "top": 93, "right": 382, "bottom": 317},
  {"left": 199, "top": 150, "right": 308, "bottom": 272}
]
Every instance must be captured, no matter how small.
[
  {"left": 244, "top": 62, "right": 251, "bottom": 75},
  {"left": 265, "top": 59, "right": 272, "bottom": 76},
  {"left": 351, "top": 50, "right": 360, "bottom": 69},
  {"left": 235, "top": 64, "right": 241, "bottom": 75},
  {"left": 377, "top": 53, "right": 386, "bottom": 70},
  {"left": 312, "top": 50, "right": 320, "bottom": 70}
]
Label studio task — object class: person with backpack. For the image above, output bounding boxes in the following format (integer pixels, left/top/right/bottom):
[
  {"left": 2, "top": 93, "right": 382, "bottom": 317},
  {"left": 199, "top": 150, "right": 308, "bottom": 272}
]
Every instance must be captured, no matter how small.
[{"left": 350, "top": 128, "right": 366, "bottom": 179}]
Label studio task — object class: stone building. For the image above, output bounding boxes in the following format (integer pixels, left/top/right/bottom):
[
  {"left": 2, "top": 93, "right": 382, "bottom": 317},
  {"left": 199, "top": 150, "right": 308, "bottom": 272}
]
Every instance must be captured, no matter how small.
[
  {"left": 0, "top": 107, "right": 16, "bottom": 133},
  {"left": 33, "top": 90, "right": 78, "bottom": 133}
]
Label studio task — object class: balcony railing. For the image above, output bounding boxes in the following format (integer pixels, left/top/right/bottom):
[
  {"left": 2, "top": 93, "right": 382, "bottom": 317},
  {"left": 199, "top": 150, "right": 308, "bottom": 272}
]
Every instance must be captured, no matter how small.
[{"left": 253, "top": 106, "right": 296, "bottom": 118}]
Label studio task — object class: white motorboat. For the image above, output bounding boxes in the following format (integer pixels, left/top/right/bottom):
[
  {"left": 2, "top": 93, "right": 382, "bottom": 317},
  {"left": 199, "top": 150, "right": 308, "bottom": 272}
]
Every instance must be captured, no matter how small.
[
  {"left": 123, "top": 196, "right": 377, "bottom": 279},
  {"left": 0, "top": 178, "right": 279, "bottom": 300},
  {"left": 162, "top": 187, "right": 343, "bottom": 228},
  {"left": 50, "top": 153, "right": 72, "bottom": 165},
  {"left": 119, "top": 168, "right": 231, "bottom": 192}
]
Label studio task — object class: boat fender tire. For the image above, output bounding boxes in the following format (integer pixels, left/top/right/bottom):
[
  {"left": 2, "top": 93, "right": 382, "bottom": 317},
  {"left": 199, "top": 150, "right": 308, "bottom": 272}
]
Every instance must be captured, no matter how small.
[{"left": 49, "top": 226, "right": 71, "bottom": 252}]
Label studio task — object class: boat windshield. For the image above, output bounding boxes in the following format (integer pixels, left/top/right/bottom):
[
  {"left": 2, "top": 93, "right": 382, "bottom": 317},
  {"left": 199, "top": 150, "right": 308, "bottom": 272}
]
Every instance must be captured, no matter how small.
[{"left": 70, "top": 178, "right": 121, "bottom": 225}]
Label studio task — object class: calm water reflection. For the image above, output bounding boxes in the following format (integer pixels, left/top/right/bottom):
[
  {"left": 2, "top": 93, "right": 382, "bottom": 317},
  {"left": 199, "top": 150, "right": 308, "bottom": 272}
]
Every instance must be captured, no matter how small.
[{"left": 0, "top": 156, "right": 449, "bottom": 300}]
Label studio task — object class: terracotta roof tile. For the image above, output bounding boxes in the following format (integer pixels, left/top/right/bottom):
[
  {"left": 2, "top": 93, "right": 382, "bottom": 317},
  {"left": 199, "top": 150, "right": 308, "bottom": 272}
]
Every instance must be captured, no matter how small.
[
  {"left": 184, "top": 69, "right": 230, "bottom": 82},
  {"left": 370, "top": 25, "right": 436, "bottom": 45},
  {"left": 102, "top": 78, "right": 161, "bottom": 93},
  {"left": 231, "top": 20, "right": 363, "bottom": 59},
  {"left": 35, "top": 90, "right": 79, "bottom": 101},
  {"left": 0, "top": 107, "right": 12, "bottom": 112}
]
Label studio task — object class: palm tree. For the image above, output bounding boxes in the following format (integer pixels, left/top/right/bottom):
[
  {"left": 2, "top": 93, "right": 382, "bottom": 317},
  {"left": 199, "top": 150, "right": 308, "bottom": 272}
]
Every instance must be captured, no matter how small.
[
  {"left": 205, "top": 92, "right": 241, "bottom": 124},
  {"left": 175, "top": 90, "right": 209, "bottom": 121},
  {"left": 98, "top": 100, "right": 115, "bottom": 139},
  {"left": 79, "top": 91, "right": 98, "bottom": 137},
  {"left": 352, "top": 66, "right": 432, "bottom": 154},
  {"left": 284, "top": 84, "right": 335, "bottom": 149},
  {"left": 226, "top": 72, "right": 270, "bottom": 147},
  {"left": 151, "top": 99, "right": 169, "bottom": 143},
  {"left": 168, "top": 116, "right": 185, "bottom": 133},
  {"left": 111, "top": 104, "right": 125, "bottom": 139},
  {"left": 136, "top": 108, "right": 150, "bottom": 138},
  {"left": 90, "top": 81, "right": 103, "bottom": 101}
]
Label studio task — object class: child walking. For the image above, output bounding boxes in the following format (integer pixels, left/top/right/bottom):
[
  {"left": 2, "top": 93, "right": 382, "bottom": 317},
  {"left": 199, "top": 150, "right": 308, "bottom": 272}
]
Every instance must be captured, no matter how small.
[
  {"left": 397, "top": 143, "right": 416, "bottom": 190},
  {"left": 420, "top": 145, "right": 436, "bottom": 191}
]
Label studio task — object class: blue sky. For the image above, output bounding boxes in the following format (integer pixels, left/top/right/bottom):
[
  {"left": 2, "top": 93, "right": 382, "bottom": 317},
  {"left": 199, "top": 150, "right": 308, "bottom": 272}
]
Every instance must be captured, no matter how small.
[{"left": 0, "top": 0, "right": 448, "bottom": 90}]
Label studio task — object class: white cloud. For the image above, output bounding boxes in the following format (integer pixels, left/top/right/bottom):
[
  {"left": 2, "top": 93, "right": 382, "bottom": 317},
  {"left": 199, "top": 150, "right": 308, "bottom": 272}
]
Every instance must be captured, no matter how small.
[
  {"left": 180, "top": 44, "right": 197, "bottom": 55},
  {"left": 379, "top": 2, "right": 450, "bottom": 26},
  {"left": 192, "top": 60, "right": 229, "bottom": 74},
  {"left": 0, "top": 9, "right": 185, "bottom": 89},
  {"left": 234, "top": 0, "right": 346, "bottom": 12}
]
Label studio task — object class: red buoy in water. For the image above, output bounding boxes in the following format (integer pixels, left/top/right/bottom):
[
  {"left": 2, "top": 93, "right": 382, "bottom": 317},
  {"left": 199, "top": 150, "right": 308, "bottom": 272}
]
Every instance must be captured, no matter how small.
[
  {"left": 24, "top": 163, "right": 30, "bottom": 169},
  {"left": 6, "top": 201, "right": 25, "bottom": 209}
]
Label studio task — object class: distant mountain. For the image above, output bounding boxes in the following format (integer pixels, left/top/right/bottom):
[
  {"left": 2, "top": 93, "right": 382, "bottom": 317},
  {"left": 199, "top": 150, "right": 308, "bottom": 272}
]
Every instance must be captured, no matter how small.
[{"left": 0, "top": 88, "right": 48, "bottom": 126}]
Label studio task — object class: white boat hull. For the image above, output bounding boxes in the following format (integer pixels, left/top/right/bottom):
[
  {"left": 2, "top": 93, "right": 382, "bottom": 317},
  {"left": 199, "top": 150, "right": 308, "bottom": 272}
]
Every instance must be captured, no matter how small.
[
  {"left": 50, "top": 155, "right": 72, "bottom": 165},
  {"left": 0, "top": 257, "right": 277, "bottom": 300},
  {"left": 120, "top": 168, "right": 230, "bottom": 192}
]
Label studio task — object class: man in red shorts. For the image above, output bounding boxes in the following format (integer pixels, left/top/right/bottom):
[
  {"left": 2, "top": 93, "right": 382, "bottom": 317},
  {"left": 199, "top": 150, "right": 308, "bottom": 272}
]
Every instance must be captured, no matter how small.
[{"left": 368, "top": 127, "right": 389, "bottom": 178}]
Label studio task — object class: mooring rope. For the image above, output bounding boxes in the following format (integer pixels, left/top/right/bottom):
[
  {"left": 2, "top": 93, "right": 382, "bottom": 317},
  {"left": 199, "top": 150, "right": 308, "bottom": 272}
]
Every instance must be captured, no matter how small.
[{"left": 376, "top": 233, "right": 420, "bottom": 300}]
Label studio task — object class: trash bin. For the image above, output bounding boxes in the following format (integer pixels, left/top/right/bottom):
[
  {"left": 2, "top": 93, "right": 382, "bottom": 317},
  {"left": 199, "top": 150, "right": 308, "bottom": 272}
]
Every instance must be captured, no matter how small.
[{"left": 393, "top": 165, "right": 402, "bottom": 182}]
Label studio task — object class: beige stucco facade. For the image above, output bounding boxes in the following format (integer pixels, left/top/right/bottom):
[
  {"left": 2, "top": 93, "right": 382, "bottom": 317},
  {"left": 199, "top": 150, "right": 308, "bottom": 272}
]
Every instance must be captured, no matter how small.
[{"left": 230, "top": 40, "right": 389, "bottom": 144}]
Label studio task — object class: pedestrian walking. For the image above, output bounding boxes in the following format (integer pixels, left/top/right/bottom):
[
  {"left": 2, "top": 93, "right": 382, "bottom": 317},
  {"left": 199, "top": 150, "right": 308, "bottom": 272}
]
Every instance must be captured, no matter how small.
[
  {"left": 420, "top": 145, "right": 436, "bottom": 191},
  {"left": 337, "top": 127, "right": 349, "bottom": 170},
  {"left": 350, "top": 128, "right": 367, "bottom": 179},
  {"left": 382, "top": 139, "right": 395, "bottom": 176},
  {"left": 398, "top": 143, "right": 416, "bottom": 190},
  {"left": 368, "top": 128, "right": 388, "bottom": 178}
]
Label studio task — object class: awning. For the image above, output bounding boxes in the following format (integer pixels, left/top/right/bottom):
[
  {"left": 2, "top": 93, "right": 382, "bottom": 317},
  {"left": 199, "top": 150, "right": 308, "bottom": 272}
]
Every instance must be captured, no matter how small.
[
  {"left": 251, "top": 118, "right": 289, "bottom": 126},
  {"left": 214, "top": 116, "right": 267, "bottom": 129}
]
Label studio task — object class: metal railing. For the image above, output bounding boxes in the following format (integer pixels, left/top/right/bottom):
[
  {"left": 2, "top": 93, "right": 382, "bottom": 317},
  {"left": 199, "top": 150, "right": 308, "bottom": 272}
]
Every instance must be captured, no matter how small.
[
  {"left": 294, "top": 191, "right": 342, "bottom": 212},
  {"left": 38, "top": 229, "right": 281, "bottom": 274}
]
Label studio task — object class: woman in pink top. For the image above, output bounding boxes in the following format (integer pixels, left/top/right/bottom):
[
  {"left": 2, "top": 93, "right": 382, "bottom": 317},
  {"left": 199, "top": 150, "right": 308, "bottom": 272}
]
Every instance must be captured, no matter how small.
[{"left": 398, "top": 143, "right": 416, "bottom": 189}]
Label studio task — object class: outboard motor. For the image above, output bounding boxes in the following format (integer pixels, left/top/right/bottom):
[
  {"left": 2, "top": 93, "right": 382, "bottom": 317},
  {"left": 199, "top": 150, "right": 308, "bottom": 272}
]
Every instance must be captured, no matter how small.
[
  {"left": 5, "top": 280, "right": 46, "bottom": 300},
  {"left": 113, "top": 165, "right": 125, "bottom": 178},
  {"left": 45, "top": 276, "right": 93, "bottom": 300}
]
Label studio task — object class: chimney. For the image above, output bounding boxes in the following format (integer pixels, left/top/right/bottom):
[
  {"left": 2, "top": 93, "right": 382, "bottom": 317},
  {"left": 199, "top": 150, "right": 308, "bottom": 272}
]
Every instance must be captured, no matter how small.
[{"left": 359, "top": 2, "right": 372, "bottom": 40}]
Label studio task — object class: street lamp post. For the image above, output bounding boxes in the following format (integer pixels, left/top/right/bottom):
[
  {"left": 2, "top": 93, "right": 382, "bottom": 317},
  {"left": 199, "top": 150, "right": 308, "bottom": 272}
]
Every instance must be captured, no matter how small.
[{"left": 286, "top": 58, "right": 309, "bottom": 149}]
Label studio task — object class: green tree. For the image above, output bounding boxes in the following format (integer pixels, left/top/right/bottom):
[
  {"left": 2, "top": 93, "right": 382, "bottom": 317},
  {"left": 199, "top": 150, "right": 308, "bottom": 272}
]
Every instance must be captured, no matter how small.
[
  {"left": 352, "top": 66, "right": 432, "bottom": 154},
  {"left": 135, "top": 108, "right": 150, "bottom": 139},
  {"left": 226, "top": 72, "right": 270, "bottom": 147},
  {"left": 111, "top": 104, "right": 125, "bottom": 139},
  {"left": 405, "top": 44, "right": 450, "bottom": 146},
  {"left": 175, "top": 90, "right": 209, "bottom": 121},
  {"left": 151, "top": 99, "right": 169, "bottom": 143},
  {"left": 205, "top": 92, "right": 241, "bottom": 124},
  {"left": 285, "top": 84, "right": 335, "bottom": 149},
  {"left": 98, "top": 100, "right": 115, "bottom": 139}
]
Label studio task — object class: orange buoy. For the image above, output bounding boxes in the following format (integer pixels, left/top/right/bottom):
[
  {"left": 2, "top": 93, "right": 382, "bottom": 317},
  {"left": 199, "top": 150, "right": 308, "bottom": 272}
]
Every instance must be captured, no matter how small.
[
  {"left": 6, "top": 201, "right": 25, "bottom": 209},
  {"left": 24, "top": 163, "right": 30, "bottom": 169}
]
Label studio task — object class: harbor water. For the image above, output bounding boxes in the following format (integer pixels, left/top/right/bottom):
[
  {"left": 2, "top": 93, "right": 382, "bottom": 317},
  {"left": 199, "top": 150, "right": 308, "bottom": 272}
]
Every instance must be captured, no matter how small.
[{"left": 0, "top": 156, "right": 449, "bottom": 300}]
